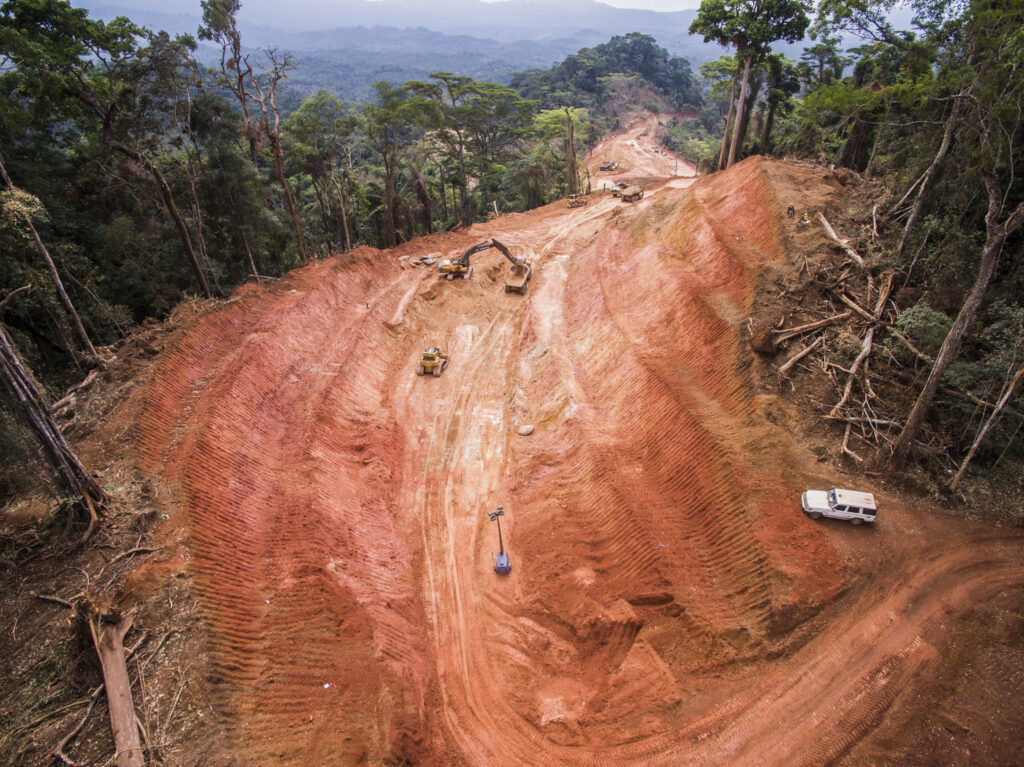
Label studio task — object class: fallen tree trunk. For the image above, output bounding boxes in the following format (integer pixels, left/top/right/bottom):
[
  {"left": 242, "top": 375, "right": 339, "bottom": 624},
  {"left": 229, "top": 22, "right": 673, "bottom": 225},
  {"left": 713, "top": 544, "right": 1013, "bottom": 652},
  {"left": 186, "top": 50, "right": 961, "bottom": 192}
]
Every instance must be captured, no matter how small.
[
  {"left": 773, "top": 312, "right": 851, "bottom": 344},
  {"left": 818, "top": 213, "right": 864, "bottom": 266},
  {"left": 830, "top": 327, "right": 875, "bottom": 417},
  {"left": 89, "top": 614, "right": 144, "bottom": 767},
  {"left": 0, "top": 324, "right": 105, "bottom": 539},
  {"left": 841, "top": 422, "right": 863, "bottom": 462},
  {"left": 778, "top": 335, "right": 823, "bottom": 374}
]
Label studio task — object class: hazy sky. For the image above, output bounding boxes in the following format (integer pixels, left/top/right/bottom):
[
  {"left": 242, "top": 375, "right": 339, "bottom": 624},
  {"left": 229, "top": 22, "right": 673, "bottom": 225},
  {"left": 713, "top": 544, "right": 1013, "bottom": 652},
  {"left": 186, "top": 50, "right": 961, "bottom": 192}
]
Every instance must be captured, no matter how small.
[
  {"left": 530, "top": 0, "right": 698, "bottom": 8},
  {"left": 95, "top": 0, "right": 703, "bottom": 14}
]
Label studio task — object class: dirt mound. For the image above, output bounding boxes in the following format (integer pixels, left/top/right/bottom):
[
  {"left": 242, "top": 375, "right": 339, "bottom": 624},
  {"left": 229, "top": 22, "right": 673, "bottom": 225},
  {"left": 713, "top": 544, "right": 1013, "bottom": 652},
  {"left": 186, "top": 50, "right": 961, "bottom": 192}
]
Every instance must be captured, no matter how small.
[{"left": 33, "top": 123, "right": 1019, "bottom": 767}]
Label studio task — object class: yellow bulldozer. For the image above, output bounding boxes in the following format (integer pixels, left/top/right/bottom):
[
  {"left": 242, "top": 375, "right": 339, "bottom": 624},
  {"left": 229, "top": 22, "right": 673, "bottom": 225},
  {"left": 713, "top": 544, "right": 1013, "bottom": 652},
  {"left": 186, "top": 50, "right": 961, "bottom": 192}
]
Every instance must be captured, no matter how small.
[
  {"left": 417, "top": 347, "right": 449, "bottom": 377},
  {"left": 567, "top": 193, "right": 588, "bottom": 208}
]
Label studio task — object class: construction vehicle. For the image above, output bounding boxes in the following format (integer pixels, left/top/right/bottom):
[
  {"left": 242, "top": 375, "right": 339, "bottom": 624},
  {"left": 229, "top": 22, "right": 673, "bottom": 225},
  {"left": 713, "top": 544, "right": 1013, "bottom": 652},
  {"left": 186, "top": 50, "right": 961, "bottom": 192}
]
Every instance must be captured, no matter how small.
[
  {"left": 482, "top": 238, "right": 532, "bottom": 294},
  {"left": 610, "top": 181, "right": 629, "bottom": 198},
  {"left": 599, "top": 161, "right": 618, "bottom": 171},
  {"left": 494, "top": 240, "right": 533, "bottom": 294},
  {"left": 439, "top": 238, "right": 533, "bottom": 294},
  {"left": 489, "top": 505, "right": 511, "bottom": 575},
  {"left": 417, "top": 347, "right": 449, "bottom": 377},
  {"left": 437, "top": 240, "right": 499, "bottom": 280},
  {"left": 567, "top": 193, "right": 588, "bottom": 208},
  {"left": 620, "top": 185, "right": 644, "bottom": 202}
]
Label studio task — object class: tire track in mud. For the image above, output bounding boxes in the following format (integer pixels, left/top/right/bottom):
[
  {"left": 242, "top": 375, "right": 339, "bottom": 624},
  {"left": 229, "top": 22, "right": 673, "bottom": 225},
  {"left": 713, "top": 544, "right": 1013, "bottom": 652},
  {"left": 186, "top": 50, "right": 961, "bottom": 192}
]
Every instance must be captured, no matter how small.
[
  {"left": 140, "top": 258, "right": 432, "bottom": 763},
  {"left": 396, "top": 310, "right": 522, "bottom": 765}
]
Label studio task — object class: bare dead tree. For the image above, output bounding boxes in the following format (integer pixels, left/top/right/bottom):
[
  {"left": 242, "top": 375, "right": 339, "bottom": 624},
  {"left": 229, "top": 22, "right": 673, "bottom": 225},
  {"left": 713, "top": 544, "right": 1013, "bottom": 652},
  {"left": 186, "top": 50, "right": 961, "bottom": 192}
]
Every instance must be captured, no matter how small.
[
  {"left": 950, "top": 364, "right": 1024, "bottom": 489},
  {"left": 248, "top": 49, "right": 308, "bottom": 261}
]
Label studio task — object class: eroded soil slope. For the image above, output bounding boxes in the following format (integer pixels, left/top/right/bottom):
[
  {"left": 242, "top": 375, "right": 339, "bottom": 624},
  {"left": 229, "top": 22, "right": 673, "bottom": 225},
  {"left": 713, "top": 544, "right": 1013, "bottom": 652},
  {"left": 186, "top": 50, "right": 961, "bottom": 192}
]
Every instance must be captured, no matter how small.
[{"left": 137, "top": 123, "right": 1024, "bottom": 766}]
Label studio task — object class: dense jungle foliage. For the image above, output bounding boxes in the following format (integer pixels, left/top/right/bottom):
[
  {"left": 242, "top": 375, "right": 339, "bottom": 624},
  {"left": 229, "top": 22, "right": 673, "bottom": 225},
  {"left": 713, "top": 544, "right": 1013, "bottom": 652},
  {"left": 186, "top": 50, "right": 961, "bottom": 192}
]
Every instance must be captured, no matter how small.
[
  {"left": 686, "top": 0, "right": 1023, "bottom": 480},
  {"left": 510, "top": 32, "right": 703, "bottom": 127},
  {"left": 1, "top": 0, "right": 1022, "bottom": 497}
]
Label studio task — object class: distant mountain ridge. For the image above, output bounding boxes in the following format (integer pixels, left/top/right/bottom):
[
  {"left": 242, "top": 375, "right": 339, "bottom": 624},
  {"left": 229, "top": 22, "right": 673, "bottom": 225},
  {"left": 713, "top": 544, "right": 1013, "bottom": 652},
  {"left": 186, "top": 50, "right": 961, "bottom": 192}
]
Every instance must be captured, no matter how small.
[
  {"left": 77, "top": 0, "right": 725, "bottom": 101},
  {"left": 80, "top": 0, "right": 701, "bottom": 41},
  {"left": 74, "top": 0, "right": 812, "bottom": 101}
]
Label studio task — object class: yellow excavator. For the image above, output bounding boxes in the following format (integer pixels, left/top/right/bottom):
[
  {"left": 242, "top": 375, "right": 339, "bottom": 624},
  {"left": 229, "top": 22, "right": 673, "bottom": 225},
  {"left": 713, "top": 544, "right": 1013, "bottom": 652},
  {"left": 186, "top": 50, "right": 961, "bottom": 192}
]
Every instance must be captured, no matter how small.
[
  {"left": 437, "top": 240, "right": 494, "bottom": 280},
  {"left": 438, "top": 238, "right": 533, "bottom": 294}
]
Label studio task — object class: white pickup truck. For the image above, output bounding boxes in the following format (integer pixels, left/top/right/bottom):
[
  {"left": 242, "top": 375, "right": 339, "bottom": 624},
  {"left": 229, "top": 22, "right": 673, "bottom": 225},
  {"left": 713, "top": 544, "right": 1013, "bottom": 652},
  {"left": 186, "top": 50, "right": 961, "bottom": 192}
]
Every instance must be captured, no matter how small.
[{"left": 801, "top": 488, "right": 877, "bottom": 525}]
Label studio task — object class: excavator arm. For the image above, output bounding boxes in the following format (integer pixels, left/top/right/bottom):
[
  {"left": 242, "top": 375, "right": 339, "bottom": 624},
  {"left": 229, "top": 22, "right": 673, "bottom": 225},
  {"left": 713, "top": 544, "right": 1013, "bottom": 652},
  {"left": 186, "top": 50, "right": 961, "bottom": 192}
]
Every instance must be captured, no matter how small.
[
  {"left": 439, "top": 239, "right": 531, "bottom": 290},
  {"left": 489, "top": 239, "right": 518, "bottom": 266},
  {"left": 455, "top": 240, "right": 500, "bottom": 268}
]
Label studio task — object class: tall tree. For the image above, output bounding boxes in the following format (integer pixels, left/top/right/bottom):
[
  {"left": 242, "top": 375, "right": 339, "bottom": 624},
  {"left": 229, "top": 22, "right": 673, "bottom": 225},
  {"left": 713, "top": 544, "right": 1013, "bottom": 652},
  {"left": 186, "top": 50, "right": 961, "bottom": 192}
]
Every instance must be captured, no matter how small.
[
  {"left": 248, "top": 48, "right": 307, "bottom": 261},
  {"left": 199, "top": 0, "right": 260, "bottom": 165},
  {"left": 364, "top": 82, "right": 419, "bottom": 248},
  {"left": 534, "top": 107, "right": 590, "bottom": 198},
  {"left": 407, "top": 73, "right": 478, "bottom": 225},
  {"left": 0, "top": 153, "right": 98, "bottom": 359},
  {"left": 882, "top": 0, "right": 1024, "bottom": 468},
  {"left": 0, "top": 1, "right": 213, "bottom": 297},
  {"left": 283, "top": 89, "right": 357, "bottom": 251},
  {"left": 757, "top": 54, "right": 800, "bottom": 153},
  {"left": 690, "top": 0, "right": 810, "bottom": 168}
]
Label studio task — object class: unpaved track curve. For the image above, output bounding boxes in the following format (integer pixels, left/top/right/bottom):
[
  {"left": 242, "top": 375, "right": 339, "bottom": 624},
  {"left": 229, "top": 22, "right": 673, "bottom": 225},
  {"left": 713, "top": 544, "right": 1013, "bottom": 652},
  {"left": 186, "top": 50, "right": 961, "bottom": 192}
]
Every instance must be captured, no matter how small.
[{"left": 139, "top": 119, "right": 1024, "bottom": 765}]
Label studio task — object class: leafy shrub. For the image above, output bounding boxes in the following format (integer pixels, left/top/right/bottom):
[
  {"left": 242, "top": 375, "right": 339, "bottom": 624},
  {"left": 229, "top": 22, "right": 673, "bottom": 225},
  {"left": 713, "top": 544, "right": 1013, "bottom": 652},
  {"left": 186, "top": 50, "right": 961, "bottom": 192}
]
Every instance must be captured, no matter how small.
[{"left": 894, "top": 304, "right": 952, "bottom": 355}]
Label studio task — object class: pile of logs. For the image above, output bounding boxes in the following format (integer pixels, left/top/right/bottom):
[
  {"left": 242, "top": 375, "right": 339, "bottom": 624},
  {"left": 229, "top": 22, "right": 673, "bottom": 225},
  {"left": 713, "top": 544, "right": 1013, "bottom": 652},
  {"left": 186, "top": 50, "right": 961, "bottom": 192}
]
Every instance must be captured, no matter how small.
[
  {"left": 767, "top": 215, "right": 929, "bottom": 462},
  {"left": 770, "top": 213, "right": 1021, "bottom": 467}
]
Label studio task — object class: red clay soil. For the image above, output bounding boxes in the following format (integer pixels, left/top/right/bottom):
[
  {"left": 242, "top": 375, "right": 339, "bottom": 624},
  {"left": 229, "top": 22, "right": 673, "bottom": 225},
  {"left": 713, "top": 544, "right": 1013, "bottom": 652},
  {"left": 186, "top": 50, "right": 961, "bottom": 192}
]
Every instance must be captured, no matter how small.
[{"left": 136, "top": 120, "right": 1024, "bottom": 765}]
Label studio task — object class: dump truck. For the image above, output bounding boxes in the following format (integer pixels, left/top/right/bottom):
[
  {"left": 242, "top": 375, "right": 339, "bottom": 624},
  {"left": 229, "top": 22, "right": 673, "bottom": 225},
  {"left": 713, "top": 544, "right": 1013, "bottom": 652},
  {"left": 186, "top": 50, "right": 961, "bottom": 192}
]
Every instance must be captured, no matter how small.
[
  {"left": 620, "top": 185, "right": 644, "bottom": 202},
  {"left": 610, "top": 181, "right": 628, "bottom": 198},
  {"left": 489, "top": 239, "right": 532, "bottom": 294}
]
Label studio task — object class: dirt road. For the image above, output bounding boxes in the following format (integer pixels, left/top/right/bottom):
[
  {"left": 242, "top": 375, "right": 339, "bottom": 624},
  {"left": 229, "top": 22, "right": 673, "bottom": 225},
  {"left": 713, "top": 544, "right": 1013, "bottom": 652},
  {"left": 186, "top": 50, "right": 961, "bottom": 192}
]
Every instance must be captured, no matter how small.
[
  {"left": 588, "top": 113, "right": 698, "bottom": 184},
  {"left": 138, "top": 119, "right": 1024, "bottom": 765}
]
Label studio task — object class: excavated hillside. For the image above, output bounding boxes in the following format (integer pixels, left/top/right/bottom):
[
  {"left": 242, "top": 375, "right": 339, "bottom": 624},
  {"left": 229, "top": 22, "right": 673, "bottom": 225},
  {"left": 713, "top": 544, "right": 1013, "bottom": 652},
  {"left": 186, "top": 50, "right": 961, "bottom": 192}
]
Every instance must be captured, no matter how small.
[{"left": 7, "top": 118, "right": 1021, "bottom": 767}]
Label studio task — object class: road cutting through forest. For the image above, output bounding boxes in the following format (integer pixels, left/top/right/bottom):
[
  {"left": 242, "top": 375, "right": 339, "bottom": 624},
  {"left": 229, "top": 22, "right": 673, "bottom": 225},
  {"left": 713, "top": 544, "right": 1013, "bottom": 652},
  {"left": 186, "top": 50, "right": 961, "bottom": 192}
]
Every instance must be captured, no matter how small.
[{"left": 137, "top": 116, "right": 1024, "bottom": 766}]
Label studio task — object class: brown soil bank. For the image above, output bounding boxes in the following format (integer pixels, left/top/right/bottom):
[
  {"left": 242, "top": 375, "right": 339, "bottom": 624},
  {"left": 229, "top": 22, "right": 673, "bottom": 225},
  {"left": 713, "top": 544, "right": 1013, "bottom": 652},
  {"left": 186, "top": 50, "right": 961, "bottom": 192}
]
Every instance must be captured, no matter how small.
[{"left": 137, "top": 145, "right": 1024, "bottom": 765}]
